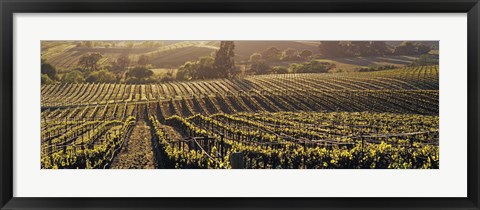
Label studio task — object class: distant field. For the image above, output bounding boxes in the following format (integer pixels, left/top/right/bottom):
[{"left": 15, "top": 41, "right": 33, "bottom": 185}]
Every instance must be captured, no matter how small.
[
  {"left": 264, "top": 55, "right": 419, "bottom": 72},
  {"left": 41, "top": 41, "right": 209, "bottom": 72},
  {"left": 316, "top": 55, "right": 420, "bottom": 72},
  {"left": 41, "top": 41, "right": 322, "bottom": 72},
  {"left": 149, "top": 46, "right": 216, "bottom": 67}
]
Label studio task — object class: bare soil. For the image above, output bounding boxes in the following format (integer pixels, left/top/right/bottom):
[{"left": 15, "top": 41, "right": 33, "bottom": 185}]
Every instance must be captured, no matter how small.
[{"left": 110, "top": 121, "right": 156, "bottom": 169}]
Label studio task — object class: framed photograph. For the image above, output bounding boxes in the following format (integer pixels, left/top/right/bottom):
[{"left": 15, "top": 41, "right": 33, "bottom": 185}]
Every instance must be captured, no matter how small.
[{"left": 1, "top": 0, "right": 479, "bottom": 209}]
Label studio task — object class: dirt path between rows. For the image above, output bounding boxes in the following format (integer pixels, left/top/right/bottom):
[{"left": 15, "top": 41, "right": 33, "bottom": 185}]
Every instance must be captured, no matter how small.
[{"left": 110, "top": 121, "right": 156, "bottom": 169}]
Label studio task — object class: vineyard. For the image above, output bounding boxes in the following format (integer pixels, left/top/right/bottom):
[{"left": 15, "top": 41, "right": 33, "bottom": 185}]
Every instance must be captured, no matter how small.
[{"left": 41, "top": 66, "right": 439, "bottom": 169}]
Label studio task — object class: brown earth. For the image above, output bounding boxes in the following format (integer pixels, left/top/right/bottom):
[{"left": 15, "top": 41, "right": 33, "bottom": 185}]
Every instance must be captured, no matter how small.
[{"left": 110, "top": 121, "right": 156, "bottom": 169}]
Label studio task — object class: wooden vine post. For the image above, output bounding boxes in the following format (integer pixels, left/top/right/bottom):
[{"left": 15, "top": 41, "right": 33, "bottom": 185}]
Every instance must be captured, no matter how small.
[{"left": 230, "top": 152, "right": 244, "bottom": 169}]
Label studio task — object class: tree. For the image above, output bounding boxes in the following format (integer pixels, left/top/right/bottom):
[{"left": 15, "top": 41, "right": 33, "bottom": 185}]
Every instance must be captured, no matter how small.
[
  {"left": 370, "top": 41, "right": 390, "bottom": 56},
  {"left": 393, "top": 42, "right": 417, "bottom": 55},
  {"left": 195, "top": 56, "right": 216, "bottom": 79},
  {"left": 137, "top": 55, "right": 149, "bottom": 66},
  {"left": 410, "top": 54, "right": 439, "bottom": 66},
  {"left": 250, "top": 60, "right": 270, "bottom": 75},
  {"left": 280, "top": 48, "right": 300, "bottom": 61},
  {"left": 116, "top": 55, "right": 130, "bottom": 71},
  {"left": 41, "top": 60, "right": 57, "bottom": 80},
  {"left": 78, "top": 52, "right": 103, "bottom": 72},
  {"left": 177, "top": 61, "right": 196, "bottom": 81},
  {"left": 299, "top": 50, "right": 313, "bottom": 60},
  {"left": 319, "top": 41, "right": 393, "bottom": 57},
  {"left": 157, "top": 69, "right": 175, "bottom": 82},
  {"left": 393, "top": 42, "right": 431, "bottom": 55},
  {"left": 177, "top": 56, "right": 216, "bottom": 80},
  {"left": 214, "top": 41, "right": 235, "bottom": 78},
  {"left": 288, "top": 60, "right": 331, "bottom": 73},
  {"left": 270, "top": 66, "right": 289, "bottom": 74},
  {"left": 62, "top": 70, "right": 85, "bottom": 83},
  {"left": 261, "top": 46, "right": 281, "bottom": 61},
  {"left": 41, "top": 74, "right": 54, "bottom": 85},
  {"left": 348, "top": 41, "right": 371, "bottom": 56},
  {"left": 86, "top": 69, "right": 117, "bottom": 83},
  {"left": 125, "top": 66, "right": 154, "bottom": 83},
  {"left": 318, "top": 41, "right": 345, "bottom": 58}
]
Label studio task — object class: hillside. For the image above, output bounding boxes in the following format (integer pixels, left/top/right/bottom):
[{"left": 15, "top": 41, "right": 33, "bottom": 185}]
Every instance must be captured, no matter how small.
[
  {"left": 41, "top": 41, "right": 434, "bottom": 77},
  {"left": 41, "top": 41, "right": 321, "bottom": 71}
]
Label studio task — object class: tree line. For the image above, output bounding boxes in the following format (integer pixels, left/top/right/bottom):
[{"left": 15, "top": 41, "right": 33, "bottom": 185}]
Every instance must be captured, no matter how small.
[
  {"left": 41, "top": 52, "right": 155, "bottom": 84},
  {"left": 176, "top": 41, "right": 235, "bottom": 80},
  {"left": 318, "top": 41, "right": 433, "bottom": 58}
]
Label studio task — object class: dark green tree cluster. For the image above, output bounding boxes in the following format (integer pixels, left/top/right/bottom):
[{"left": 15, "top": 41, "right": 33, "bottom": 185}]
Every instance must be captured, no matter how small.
[
  {"left": 43, "top": 43, "right": 160, "bottom": 84},
  {"left": 280, "top": 48, "right": 300, "bottom": 61},
  {"left": 214, "top": 41, "right": 235, "bottom": 78},
  {"left": 177, "top": 41, "right": 235, "bottom": 80},
  {"left": 289, "top": 60, "right": 335, "bottom": 73},
  {"left": 261, "top": 47, "right": 282, "bottom": 61},
  {"left": 62, "top": 70, "right": 86, "bottom": 83},
  {"left": 78, "top": 52, "right": 103, "bottom": 72},
  {"left": 109, "top": 55, "right": 130, "bottom": 72},
  {"left": 250, "top": 60, "right": 271, "bottom": 75},
  {"left": 137, "top": 55, "right": 150, "bottom": 67},
  {"left": 177, "top": 56, "right": 216, "bottom": 80},
  {"left": 254, "top": 47, "right": 313, "bottom": 62},
  {"left": 41, "top": 59, "right": 57, "bottom": 85},
  {"left": 86, "top": 69, "right": 117, "bottom": 83},
  {"left": 410, "top": 54, "right": 439, "bottom": 66},
  {"left": 125, "top": 66, "right": 155, "bottom": 83},
  {"left": 61, "top": 52, "right": 155, "bottom": 84},
  {"left": 248, "top": 46, "right": 315, "bottom": 75},
  {"left": 318, "top": 41, "right": 347, "bottom": 57},
  {"left": 270, "top": 66, "right": 289, "bottom": 74},
  {"left": 318, "top": 41, "right": 391, "bottom": 58},
  {"left": 41, "top": 74, "right": 54, "bottom": 85},
  {"left": 393, "top": 42, "right": 432, "bottom": 55},
  {"left": 318, "top": 41, "right": 432, "bottom": 58},
  {"left": 280, "top": 49, "right": 313, "bottom": 61},
  {"left": 55, "top": 52, "right": 117, "bottom": 83}
]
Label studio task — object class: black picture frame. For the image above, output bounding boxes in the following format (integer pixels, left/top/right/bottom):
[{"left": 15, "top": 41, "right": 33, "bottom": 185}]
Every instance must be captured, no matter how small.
[{"left": 1, "top": 0, "right": 479, "bottom": 209}]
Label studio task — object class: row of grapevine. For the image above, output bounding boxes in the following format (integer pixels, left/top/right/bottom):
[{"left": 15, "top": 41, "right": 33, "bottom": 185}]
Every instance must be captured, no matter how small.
[
  {"left": 41, "top": 116, "right": 136, "bottom": 169},
  {"left": 41, "top": 66, "right": 439, "bottom": 107},
  {"left": 155, "top": 112, "right": 438, "bottom": 169},
  {"left": 42, "top": 89, "right": 438, "bottom": 126}
]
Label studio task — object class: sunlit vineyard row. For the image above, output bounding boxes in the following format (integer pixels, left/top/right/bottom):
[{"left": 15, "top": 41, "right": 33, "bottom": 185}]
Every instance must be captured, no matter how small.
[
  {"left": 158, "top": 112, "right": 438, "bottom": 169},
  {"left": 41, "top": 66, "right": 439, "bottom": 169},
  {"left": 41, "top": 66, "right": 438, "bottom": 107},
  {"left": 41, "top": 89, "right": 438, "bottom": 123},
  {"left": 41, "top": 108, "right": 439, "bottom": 169}
]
